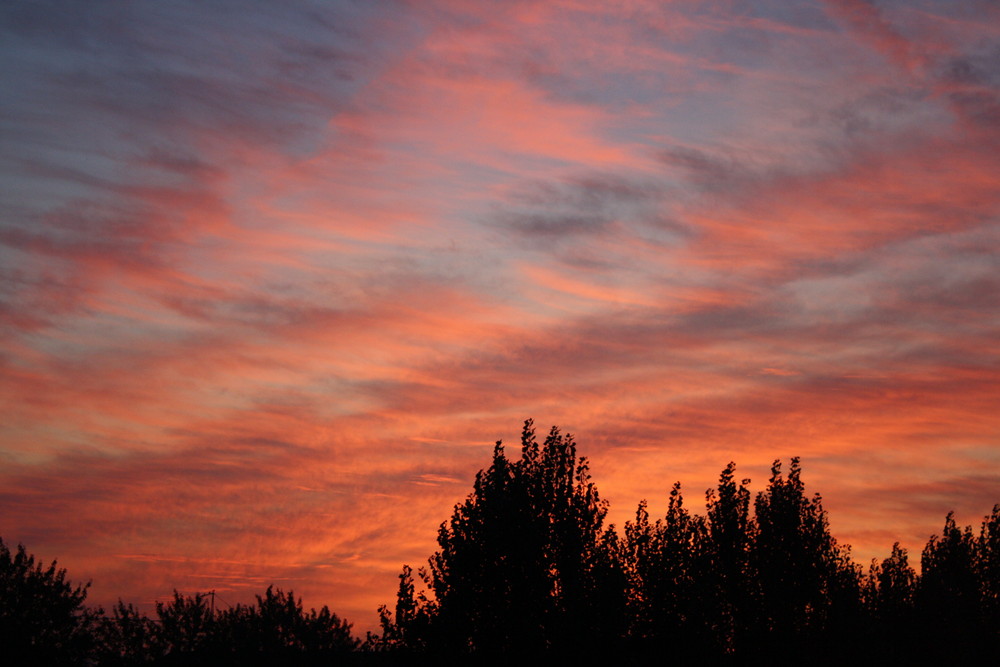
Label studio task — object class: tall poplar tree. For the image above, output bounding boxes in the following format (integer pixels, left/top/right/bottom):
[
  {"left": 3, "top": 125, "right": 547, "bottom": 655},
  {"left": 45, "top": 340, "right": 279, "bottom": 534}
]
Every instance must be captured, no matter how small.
[{"left": 408, "top": 420, "right": 624, "bottom": 655}]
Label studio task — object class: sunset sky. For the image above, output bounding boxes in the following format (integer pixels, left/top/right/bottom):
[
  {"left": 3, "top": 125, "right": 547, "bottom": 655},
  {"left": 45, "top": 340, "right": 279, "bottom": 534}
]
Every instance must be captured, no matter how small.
[{"left": 2, "top": 0, "right": 999, "bottom": 632}]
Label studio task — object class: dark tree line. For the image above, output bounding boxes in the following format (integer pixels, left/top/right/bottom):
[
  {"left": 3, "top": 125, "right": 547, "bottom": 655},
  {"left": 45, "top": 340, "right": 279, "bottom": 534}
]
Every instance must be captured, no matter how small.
[
  {"left": 0, "top": 539, "right": 358, "bottom": 665},
  {"left": 3, "top": 419, "right": 1000, "bottom": 662},
  {"left": 371, "top": 420, "right": 1000, "bottom": 662}
]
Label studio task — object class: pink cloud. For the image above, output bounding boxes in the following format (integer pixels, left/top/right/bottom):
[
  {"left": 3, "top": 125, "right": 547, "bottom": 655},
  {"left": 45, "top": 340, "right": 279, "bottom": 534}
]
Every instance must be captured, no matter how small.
[{"left": 3, "top": 0, "right": 1000, "bottom": 636}]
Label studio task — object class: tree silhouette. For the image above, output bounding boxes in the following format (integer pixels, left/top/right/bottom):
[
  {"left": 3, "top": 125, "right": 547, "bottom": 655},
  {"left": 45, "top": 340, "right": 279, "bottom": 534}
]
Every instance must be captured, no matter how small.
[
  {"left": 703, "top": 462, "right": 757, "bottom": 653},
  {"left": 0, "top": 537, "right": 99, "bottom": 664},
  {"left": 94, "top": 600, "right": 158, "bottom": 665},
  {"left": 410, "top": 419, "right": 625, "bottom": 656},
  {"left": 152, "top": 590, "right": 223, "bottom": 661},
  {"left": 89, "top": 587, "right": 359, "bottom": 664},
  {"left": 752, "top": 458, "right": 861, "bottom": 651},
  {"left": 863, "top": 542, "right": 917, "bottom": 658},
  {"left": 227, "top": 586, "right": 359, "bottom": 661},
  {"left": 918, "top": 511, "right": 985, "bottom": 659},
  {"left": 369, "top": 564, "right": 436, "bottom": 653},
  {"left": 623, "top": 483, "right": 712, "bottom": 655},
  {"left": 976, "top": 505, "right": 1000, "bottom": 639},
  {"left": 870, "top": 542, "right": 916, "bottom": 618}
]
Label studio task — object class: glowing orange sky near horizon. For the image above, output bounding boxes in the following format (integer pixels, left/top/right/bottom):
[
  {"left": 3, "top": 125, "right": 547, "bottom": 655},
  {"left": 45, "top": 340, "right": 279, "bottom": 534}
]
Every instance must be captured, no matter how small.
[{"left": 1, "top": 0, "right": 999, "bottom": 633}]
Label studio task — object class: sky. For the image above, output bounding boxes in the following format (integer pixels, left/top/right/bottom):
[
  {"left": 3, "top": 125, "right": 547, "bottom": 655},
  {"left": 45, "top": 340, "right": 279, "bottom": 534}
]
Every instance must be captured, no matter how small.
[{"left": 1, "top": 0, "right": 999, "bottom": 633}]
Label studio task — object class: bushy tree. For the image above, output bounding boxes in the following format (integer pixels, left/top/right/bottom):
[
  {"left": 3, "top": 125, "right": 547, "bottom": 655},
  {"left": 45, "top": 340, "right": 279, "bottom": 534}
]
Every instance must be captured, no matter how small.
[
  {"left": 703, "top": 462, "right": 757, "bottom": 653},
  {"left": 917, "top": 511, "right": 983, "bottom": 659},
  {"left": 623, "top": 483, "right": 710, "bottom": 654},
  {"left": 227, "top": 586, "right": 358, "bottom": 661},
  {"left": 402, "top": 419, "right": 625, "bottom": 655},
  {"left": 0, "top": 537, "right": 99, "bottom": 664},
  {"left": 622, "top": 463, "right": 759, "bottom": 655},
  {"left": 862, "top": 542, "right": 917, "bottom": 658},
  {"left": 153, "top": 590, "right": 220, "bottom": 660},
  {"left": 753, "top": 459, "right": 861, "bottom": 649},
  {"left": 975, "top": 504, "right": 1000, "bottom": 627},
  {"left": 868, "top": 543, "right": 916, "bottom": 621},
  {"left": 921, "top": 513, "right": 978, "bottom": 619},
  {"left": 94, "top": 600, "right": 158, "bottom": 665},
  {"left": 368, "top": 564, "right": 436, "bottom": 652},
  {"left": 97, "top": 588, "right": 357, "bottom": 663}
]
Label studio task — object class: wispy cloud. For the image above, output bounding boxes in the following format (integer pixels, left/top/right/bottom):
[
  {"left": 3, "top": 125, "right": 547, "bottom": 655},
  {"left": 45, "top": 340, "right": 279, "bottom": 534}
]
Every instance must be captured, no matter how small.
[{"left": 2, "top": 0, "right": 999, "bottom": 633}]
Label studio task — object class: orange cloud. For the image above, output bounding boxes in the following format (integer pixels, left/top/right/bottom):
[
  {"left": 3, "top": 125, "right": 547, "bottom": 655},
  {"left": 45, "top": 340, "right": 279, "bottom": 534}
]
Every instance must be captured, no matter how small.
[{"left": 3, "top": 0, "right": 1000, "bottom": 636}]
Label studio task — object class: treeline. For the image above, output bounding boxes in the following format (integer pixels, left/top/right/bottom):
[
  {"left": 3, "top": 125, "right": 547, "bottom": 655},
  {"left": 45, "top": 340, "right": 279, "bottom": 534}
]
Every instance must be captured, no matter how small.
[
  {"left": 3, "top": 420, "right": 999, "bottom": 663},
  {"left": 369, "top": 421, "right": 1000, "bottom": 662},
  {"left": 0, "top": 541, "right": 358, "bottom": 664}
]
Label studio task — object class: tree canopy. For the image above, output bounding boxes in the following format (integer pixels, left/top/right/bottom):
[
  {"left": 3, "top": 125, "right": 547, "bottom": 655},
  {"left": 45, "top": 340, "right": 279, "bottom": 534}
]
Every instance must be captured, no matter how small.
[
  {"left": 377, "top": 420, "right": 625, "bottom": 656},
  {"left": 372, "top": 421, "right": 1000, "bottom": 661},
  {"left": 0, "top": 538, "right": 99, "bottom": 664}
]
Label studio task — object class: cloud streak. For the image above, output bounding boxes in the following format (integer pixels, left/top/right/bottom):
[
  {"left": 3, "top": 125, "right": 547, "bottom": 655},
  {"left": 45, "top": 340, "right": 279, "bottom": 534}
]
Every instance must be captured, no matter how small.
[{"left": 2, "top": 0, "right": 999, "bottom": 633}]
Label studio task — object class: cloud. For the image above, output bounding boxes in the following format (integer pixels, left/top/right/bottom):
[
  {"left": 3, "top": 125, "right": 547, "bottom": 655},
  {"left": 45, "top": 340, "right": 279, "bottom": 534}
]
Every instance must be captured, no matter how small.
[
  {"left": 496, "top": 174, "right": 665, "bottom": 239},
  {"left": 822, "top": 0, "right": 924, "bottom": 73},
  {"left": 3, "top": 0, "right": 1000, "bottom": 635}
]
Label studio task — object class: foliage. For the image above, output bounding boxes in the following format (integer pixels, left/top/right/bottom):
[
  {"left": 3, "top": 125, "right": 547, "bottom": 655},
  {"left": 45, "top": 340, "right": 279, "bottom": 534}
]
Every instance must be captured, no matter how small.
[
  {"left": 624, "top": 483, "right": 711, "bottom": 653},
  {"left": 977, "top": 505, "right": 1000, "bottom": 625},
  {"left": 368, "top": 564, "right": 436, "bottom": 652},
  {"left": 0, "top": 537, "right": 99, "bottom": 664},
  {"left": 373, "top": 425, "right": 1000, "bottom": 659},
  {"left": 867, "top": 542, "right": 916, "bottom": 621},
  {"left": 753, "top": 458, "right": 862, "bottom": 648},
  {"left": 394, "top": 419, "right": 625, "bottom": 655},
  {"left": 94, "top": 600, "right": 159, "bottom": 665},
  {"left": 228, "top": 586, "right": 359, "bottom": 660},
  {"left": 127, "top": 587, "right": 359, "bottom": 663},
  {"left": 703, "top": 462, "right": 756, "bottom": 652}
]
